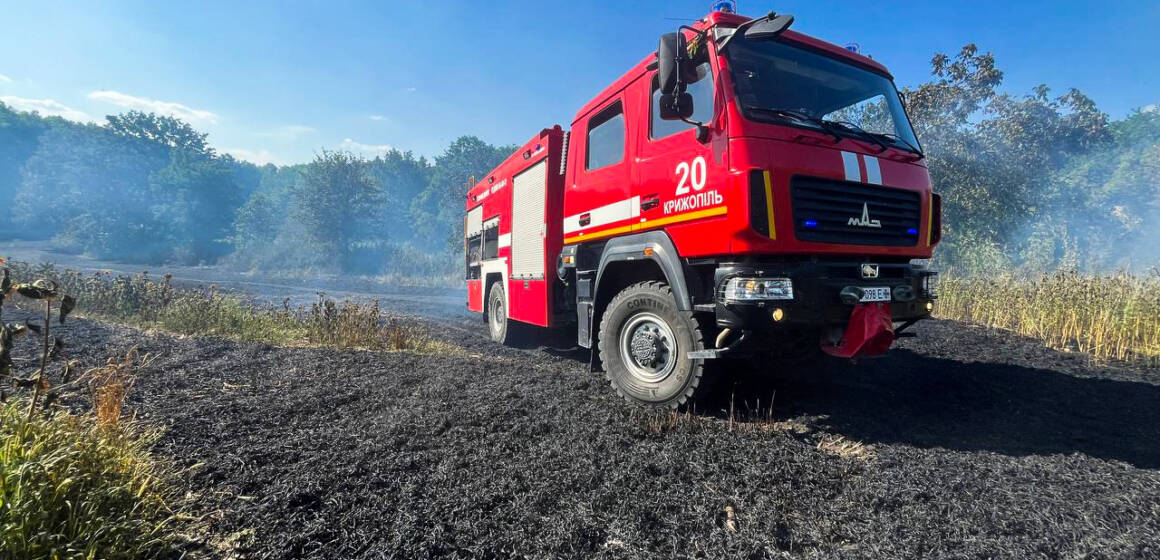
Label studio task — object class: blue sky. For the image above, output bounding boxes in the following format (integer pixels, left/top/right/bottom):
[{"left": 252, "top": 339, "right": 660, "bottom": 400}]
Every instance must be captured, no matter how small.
[{"left": 1, "top": 0, "right": 1157, "bottom": 165}]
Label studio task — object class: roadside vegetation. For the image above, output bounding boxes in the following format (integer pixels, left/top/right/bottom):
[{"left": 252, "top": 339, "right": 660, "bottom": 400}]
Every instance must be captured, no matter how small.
[
  {"left": 937, "top": 271, "right": 1160, "bottom": 365},
  {"left": 1, "top": 260, "right": 186, "bottom": 560},
  {"left": 0, "top": 398, "right": 183, "bottom": 560},
  {"left": 5, "top": 260, "right": 451, "bottom": 354}
]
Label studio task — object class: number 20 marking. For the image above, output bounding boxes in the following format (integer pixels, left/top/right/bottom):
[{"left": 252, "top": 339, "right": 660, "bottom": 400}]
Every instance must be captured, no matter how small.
[{"left": 675, "top": 156, "right": 707, "bottom": 195}]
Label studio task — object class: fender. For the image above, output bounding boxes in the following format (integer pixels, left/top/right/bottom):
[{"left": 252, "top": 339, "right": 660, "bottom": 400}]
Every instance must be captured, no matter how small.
[
  {"left": 594, "top": 231, "right": 692, "bottom": 311},
  {"left": 575, "top": 231, "right": 692, "bottom": 355}
]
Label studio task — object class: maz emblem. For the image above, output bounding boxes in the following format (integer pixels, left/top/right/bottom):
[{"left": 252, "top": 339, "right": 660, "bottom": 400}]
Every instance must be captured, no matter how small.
[{"left": 848, "top": 203, "right": 882, "bottom": 228}]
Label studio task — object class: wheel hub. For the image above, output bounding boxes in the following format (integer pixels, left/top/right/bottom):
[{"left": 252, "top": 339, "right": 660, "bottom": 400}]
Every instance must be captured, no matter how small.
[
  {"left": 630, "top": 329, "right": 660, "bottom": 366},
  {"left": 619, "top": 312, "right": 677, "bottom": 383}
]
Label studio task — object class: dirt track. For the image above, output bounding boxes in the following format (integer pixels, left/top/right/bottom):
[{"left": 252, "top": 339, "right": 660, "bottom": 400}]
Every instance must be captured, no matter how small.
[{"left": 19, "top": 304, "right": 1160, "bottom": 559}]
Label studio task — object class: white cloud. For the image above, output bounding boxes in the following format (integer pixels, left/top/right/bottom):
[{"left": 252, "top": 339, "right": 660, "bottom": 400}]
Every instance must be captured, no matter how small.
[
  {"left": 1144, "top": 104, "right": 1158, "bottom": 114},
  {"left": 340, "top": 138, "right": 394, "bottom": 155},
  {"left": 405, "top": 87, "right": 417, "bottom": 93},
  {"left": 257, "top": 124, "right": 316, "bottom": 142},
  {"left": 0, "top": 73, "right": 11, "bottom": 84},
  {"left": 88, "top": 90, "right": 218, "bottom": 124},
  {"left": 369, "top": 114, "right": 384, "bottom": 121},
  {"left": 0, "top": 96, "right": 92, "bottom": 122},
  {"left": 222, "top": 147, "right": 288, "bottom": 166}
]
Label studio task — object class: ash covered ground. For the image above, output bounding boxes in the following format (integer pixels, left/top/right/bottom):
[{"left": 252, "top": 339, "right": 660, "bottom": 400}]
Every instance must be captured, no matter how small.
[{"left": 18, "top": 303, "right": 1160, "bottom": 559}]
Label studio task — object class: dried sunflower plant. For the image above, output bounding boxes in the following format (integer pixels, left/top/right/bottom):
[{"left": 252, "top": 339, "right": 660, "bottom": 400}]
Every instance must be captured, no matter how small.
[{"left": 0, "top": 257, "right": 80, "bottom": 420}]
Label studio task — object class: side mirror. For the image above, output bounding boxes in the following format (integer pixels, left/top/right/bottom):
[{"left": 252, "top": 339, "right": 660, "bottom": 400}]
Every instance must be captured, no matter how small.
[
  {"left": 656, "top": 32, "right": 687, "bottom": 97},
  {"left": 659, "top": 93, "right": 694, "bottom": 121},
  {"left": 743, "top": 13, "right": 794, "bottom": 40}
]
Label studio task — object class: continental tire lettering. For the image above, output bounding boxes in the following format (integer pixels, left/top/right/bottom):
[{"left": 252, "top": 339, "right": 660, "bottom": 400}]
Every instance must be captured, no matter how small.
[
  {"left": 664, "top": 189, "right": 723, "bottom": 215},
  {"left": 626, "top": 297, "right": 663, "bottom": 311}
]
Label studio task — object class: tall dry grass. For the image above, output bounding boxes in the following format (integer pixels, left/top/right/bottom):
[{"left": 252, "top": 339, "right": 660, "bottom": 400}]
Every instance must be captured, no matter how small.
[{"left": 937, "top": 270, "right": 1160, "bottom": 365}]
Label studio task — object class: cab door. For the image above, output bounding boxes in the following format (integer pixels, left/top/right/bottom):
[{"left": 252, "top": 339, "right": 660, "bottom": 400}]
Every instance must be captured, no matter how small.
[
  {"left": 563, "top": 97, "right": 633, "bottom": 244},
  {"left": 634, "top": 60, "right": 730, "bottom": 254}
]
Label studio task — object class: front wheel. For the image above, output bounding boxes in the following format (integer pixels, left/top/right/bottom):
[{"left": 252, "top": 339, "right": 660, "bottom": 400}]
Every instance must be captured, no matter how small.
[{"left": 597, "top": 281, "right": 713, "bottom": 409}]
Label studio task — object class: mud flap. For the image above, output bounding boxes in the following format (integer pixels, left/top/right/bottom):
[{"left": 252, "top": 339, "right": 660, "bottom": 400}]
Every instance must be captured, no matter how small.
[{"left": 820, "top": 303, "right": 895, "bottom": 359}]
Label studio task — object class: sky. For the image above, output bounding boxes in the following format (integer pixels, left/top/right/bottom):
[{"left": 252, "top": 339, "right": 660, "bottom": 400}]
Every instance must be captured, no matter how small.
[{"left": 1, "top": 0, "right": 1157, "bottom": 166}]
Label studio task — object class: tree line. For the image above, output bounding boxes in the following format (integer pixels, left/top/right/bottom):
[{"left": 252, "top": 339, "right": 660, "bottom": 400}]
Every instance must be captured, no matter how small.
[
  {"left": 0, "top": 108, "right": 512, "bottom": 276},
  {"left": 903, "top": 45, "right": 1159, "bottom": 272},
  {"left": 0, "top": 44, "right": 1156, "bottom": 276}
]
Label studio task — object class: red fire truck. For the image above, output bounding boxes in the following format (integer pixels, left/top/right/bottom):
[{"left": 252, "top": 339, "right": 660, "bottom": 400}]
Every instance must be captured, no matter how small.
[{"left": 464, "top": 8, "right": 941, "bottom": 408}]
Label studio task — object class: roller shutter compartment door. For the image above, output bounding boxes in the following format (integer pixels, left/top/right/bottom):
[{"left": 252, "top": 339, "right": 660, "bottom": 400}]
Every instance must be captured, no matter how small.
[{"left": 511, "top": 160, "right": 548, "bottom": 279}]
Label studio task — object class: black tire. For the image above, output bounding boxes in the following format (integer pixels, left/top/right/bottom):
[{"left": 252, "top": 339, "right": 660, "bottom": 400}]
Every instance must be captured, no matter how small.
[
  {"left": 486, "top": 282, "right": 511, "bottom": 344},
  {"left": 597, "top": 281, "right": 712, "bottom": 409}
]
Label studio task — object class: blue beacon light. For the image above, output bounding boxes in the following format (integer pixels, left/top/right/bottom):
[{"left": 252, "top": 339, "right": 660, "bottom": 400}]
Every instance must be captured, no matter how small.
[
  {"left": 710, "top": 0, "right": 737, "bottom": 13},
  {"left": 803, "top": 220, "right": 819, "bottom": 228}
]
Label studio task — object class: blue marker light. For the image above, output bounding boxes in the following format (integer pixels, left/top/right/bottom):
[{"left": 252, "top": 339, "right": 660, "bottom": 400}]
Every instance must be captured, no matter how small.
[
  {"left": 710, "top": 0, "right": 736, "bottom": 13},
  {"left": 804, "top": 220, "right": 818, "bottom": 228},
  {"left": 907, "top": 228, "right": 919, "bottom": 235}
]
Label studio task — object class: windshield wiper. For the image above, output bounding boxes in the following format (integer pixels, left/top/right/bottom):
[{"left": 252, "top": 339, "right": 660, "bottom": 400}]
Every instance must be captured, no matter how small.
[
  {"left": 868, "top": 132, "right": 924, "bottom": 158},
  {"left": 826, "top": 121, "right": 891, "bottom": 154},
  {"left": 742, "top": 106, "right": 842, "bottom": 143}
]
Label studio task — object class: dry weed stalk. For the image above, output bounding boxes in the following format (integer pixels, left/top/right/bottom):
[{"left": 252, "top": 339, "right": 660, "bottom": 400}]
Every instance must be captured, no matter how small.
[
  {"left": 817, "top": 434, "right": 875, "bottom": 461},
  {"left": 89, "top": 347, "right": 152, "bottom": 427},
  {"left": 2, "top": 274, "right": 78, "bottom": 420}
]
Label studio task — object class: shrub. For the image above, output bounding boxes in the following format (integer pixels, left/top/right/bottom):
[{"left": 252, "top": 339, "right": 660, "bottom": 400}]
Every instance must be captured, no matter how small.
[{"left": 0, "top": 400, "right": 181, "bottom": 559}]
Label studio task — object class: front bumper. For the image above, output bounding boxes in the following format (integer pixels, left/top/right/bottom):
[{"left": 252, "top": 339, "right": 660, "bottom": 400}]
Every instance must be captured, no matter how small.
[{"left": 712, "top": 260, "right": 936, "bottom": 330}]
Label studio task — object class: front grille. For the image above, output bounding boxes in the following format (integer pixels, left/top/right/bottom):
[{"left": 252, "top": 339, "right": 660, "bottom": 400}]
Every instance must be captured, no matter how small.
[{"left": 791, "top": 176, "right": 921, "bottom": 246}]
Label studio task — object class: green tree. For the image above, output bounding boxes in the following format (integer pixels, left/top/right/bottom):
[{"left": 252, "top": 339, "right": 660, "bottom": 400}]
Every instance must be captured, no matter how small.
[
  {"left": 292, "top": 151, "right": 382, "bottom": 271},
  {"left": 230, "top": 191, "right": 285, "bottom": 255},
  {"left": 412, "top": 136, "right": 513, "bottom": 250},
  {"left": 15, "top": 124, "right": 171, "bottom": 260},
  {"left": 0, "top": 102, "right": 51, "bottom": 233},
  {"left": 368, "top": 150, "right": 431, "bottom": 245},
  {"left": 903, "top": 45, "right": 1112, "bottom": 272},
  {"left": 105, "top": 111, "right": 212, "bottom": 155},
  {"left": 150, "top": 149, "right": 242, "bottom": 263}
]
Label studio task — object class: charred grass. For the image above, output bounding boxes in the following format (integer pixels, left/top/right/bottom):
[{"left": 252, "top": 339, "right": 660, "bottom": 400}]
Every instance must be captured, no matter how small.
[
  {"left": 4, "top": 261, "right": 1159, "bottom": 558},
  {"left": 21, "top": 311, "right": 1149, "bottom": 559}
]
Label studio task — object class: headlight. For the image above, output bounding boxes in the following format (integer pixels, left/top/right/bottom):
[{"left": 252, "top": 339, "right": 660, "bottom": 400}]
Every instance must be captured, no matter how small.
[
  {"left": 920, "top": 272, "right": 939, "bottom": 299},
  {"left": 721, "top": 277, "right": 794, "bottom": 302}
]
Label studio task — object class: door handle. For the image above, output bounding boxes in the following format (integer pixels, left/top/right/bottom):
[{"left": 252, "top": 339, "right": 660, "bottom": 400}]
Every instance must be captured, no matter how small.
[{"left": 641, "top": 194, "right": 660, "bottom": 211}]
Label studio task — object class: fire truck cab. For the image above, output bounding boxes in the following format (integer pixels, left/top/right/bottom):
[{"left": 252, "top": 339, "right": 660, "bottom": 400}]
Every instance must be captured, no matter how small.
[{"left": 465, "top": 9, "right": 941, "bottom": 409}]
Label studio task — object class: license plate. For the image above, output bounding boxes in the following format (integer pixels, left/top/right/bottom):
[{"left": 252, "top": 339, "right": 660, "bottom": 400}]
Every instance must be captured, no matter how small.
[{"left": 860, "top": 287, "right": 892, "bottom": 302}]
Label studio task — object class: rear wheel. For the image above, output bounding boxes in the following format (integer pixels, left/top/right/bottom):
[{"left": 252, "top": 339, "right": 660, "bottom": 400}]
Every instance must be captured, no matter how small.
[
  {"left": 598, "top": 281, "right": 712, "bottom": 409},
  {"left": 487, "top": 282, "right": 511, "bottom": 344}
]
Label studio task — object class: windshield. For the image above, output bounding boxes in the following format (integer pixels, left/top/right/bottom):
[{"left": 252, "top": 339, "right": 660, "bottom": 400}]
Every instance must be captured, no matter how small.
[{"left": 726, "top": 38, "right": 921, "bottom": 153}]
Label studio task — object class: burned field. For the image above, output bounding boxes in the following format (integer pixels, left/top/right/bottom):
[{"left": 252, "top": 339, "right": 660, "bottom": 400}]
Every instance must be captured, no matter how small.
[{"left": 35, "top": 311, "right": 1160, "bottom": 559}]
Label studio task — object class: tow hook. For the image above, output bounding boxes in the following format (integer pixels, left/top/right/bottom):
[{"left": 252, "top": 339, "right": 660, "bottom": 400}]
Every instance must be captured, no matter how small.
[
  {"left": 688, "top": 328, "right": 751, "bottom": 359},
  {"left": 839, "top": 286, "right": 865, "bottom": 305}
]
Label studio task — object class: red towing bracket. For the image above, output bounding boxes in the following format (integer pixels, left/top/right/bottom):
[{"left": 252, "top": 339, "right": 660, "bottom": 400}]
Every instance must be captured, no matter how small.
[{"left": 820, "top": 303, "right": 896, "bottom": 359}]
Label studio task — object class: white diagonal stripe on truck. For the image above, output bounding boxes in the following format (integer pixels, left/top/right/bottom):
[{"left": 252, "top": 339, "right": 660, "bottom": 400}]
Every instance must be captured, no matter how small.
[
  {"left": 841, "top": 151, "right": 860, "bottom": 182},
  {"left": 863, "top": 155, "right": 882, "bottom": 185},
  {"left": 563, "top": 195, "right": 641, "bottom": 234}
]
